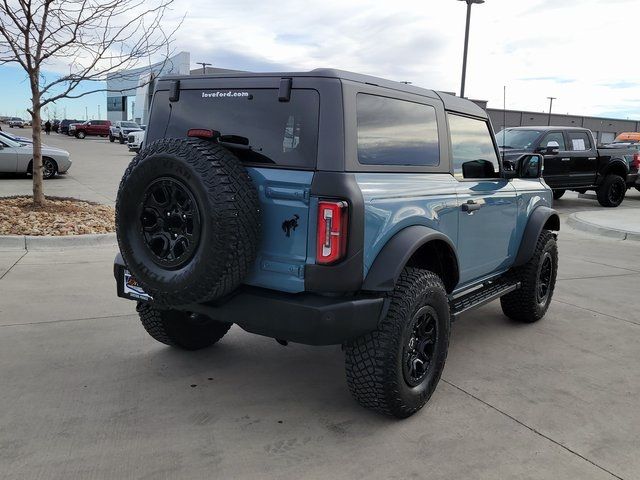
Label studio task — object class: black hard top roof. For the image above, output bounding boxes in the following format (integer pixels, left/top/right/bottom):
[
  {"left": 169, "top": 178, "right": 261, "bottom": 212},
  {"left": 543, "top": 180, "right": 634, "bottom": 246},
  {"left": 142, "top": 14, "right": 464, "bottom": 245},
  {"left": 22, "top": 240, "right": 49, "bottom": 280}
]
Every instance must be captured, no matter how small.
[{"left": 161, "top": 68, "right": 487, "bottom": 119}]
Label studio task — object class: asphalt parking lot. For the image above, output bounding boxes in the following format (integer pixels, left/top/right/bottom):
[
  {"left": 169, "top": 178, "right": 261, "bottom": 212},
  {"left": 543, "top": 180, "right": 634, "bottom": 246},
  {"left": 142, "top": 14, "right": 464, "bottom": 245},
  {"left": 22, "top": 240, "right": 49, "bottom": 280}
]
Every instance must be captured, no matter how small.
[{"left": 1, "top": 129, "right": 640, "bottom": 479}]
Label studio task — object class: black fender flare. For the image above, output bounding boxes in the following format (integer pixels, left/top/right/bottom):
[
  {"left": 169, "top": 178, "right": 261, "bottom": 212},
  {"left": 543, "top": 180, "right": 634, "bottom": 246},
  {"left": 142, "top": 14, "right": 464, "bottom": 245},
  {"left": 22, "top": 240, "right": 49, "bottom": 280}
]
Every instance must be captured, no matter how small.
[
  {"left": 362, "top": 225, "right": 458, "bottom": 292},
  {"left": 600, "top": 159, "right": 629, "bottom": 179},
  {"left": 513, "top": 206, "right": 560, "bottom": 267}
]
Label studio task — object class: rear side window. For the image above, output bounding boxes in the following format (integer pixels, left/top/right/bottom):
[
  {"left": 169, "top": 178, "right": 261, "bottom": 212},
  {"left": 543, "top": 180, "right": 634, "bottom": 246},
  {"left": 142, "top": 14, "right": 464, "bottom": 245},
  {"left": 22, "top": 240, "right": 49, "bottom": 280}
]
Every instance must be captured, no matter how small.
[
  {"left": 356, "top": 94, "right": 439, "bottom": 166},
  {"left": 151, "top": 88, "right": 319, "bottom": 169},
  {"left": 448, "top": 113, "right": 500, "bottom": 179},
  {"left": 568, "top": 131, "right": 592, "bottom": 151}
]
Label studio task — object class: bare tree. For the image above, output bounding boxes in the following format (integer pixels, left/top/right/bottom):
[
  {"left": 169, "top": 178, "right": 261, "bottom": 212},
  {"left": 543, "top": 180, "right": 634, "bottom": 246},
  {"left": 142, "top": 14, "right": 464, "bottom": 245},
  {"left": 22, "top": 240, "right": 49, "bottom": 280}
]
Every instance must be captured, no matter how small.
[{"left": 0, "top": 0, "right": 180, "bottom": 206}]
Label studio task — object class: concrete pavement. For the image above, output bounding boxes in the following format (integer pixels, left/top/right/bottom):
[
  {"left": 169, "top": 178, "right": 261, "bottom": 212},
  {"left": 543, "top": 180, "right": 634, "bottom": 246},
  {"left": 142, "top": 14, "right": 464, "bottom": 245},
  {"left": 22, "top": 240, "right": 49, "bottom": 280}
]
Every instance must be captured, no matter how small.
[{"left": 1, "top": 227, "right": 639, "bottom": 479}]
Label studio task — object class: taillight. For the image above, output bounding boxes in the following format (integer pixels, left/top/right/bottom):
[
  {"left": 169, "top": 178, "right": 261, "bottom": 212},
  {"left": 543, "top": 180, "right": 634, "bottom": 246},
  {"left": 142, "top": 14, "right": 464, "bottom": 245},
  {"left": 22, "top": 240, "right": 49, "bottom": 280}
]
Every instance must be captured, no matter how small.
[
  {"left": 187, "top": 128, "right": 220, "bottom": 139},
  {"left": 316, "top": 200, "right": 348, "bottom": 265},
  {"left": 632, "top": 153, "right": 640, "bottom": 169}
]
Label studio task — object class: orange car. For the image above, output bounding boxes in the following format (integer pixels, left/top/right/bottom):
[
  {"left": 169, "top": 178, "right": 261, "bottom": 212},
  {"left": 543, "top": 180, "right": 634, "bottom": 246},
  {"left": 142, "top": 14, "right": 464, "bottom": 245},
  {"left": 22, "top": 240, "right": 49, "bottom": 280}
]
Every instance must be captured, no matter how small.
[{"left": 614, "top": 132, "right": 640, "bottom": 143}]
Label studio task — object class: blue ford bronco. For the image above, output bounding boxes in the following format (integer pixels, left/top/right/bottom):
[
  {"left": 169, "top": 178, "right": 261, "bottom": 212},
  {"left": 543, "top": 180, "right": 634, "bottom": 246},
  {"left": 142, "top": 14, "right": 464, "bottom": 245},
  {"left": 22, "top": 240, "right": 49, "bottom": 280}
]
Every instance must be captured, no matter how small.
[{"left": 114, "top": 69, "right": 560, "bottom": 418}]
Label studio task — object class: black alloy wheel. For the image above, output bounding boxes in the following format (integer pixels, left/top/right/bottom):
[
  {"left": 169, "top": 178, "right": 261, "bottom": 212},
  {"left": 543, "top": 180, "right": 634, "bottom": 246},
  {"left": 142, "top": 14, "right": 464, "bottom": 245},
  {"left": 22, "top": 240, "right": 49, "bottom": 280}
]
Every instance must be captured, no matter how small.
[
  {"left": 608, "top": 180, "right": 624, "bottom": 205},
  {"left": 536, "top": 252, "right": 553, "bottom": 306},
  {"left": 403, "top": 305, "right": 438, "bottom": 387},
  {"left": 141, "top": 177, "right": 201, "bottom": 269}
]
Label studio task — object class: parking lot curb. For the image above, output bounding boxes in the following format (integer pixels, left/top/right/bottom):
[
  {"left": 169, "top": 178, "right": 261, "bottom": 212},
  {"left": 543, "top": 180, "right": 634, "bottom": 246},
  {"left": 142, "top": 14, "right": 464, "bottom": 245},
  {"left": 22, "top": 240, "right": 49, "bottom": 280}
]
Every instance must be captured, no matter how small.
[
  {"left": 567, "top": 213, "right": 640, "bottom": 241},
  {"left": 0, "top": 233, "right": 117, "bottom": 250}
]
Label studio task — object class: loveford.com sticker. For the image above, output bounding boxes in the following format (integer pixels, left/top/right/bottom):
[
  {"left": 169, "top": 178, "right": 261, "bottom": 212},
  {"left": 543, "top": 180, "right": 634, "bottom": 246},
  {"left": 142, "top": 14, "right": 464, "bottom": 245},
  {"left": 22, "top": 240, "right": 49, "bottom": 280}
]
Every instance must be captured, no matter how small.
[{"left": 201, "top": 91, "right": 250, "bottom": 98}]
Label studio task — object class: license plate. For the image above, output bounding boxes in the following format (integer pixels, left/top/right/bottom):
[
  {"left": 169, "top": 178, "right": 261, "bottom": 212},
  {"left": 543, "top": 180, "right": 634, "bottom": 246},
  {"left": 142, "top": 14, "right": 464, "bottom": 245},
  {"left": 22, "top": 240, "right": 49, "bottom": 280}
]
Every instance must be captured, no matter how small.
[{"left": 123, "top": 269, "right": 152, "bottom": 301}]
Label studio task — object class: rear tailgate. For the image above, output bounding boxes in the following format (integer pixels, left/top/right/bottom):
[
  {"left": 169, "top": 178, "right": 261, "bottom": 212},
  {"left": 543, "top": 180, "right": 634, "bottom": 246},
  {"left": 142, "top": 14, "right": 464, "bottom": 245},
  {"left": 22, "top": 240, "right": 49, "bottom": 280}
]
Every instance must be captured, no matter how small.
[{"left": 146, "top": 77, "right": 323, "bottom": 293}]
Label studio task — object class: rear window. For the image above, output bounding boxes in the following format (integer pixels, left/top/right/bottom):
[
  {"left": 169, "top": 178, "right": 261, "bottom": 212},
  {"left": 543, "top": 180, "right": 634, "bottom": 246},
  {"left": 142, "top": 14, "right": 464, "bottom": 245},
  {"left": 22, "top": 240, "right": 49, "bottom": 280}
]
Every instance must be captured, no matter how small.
[{"left": 150, "top": 88, "right": 320, "bottom": 169}]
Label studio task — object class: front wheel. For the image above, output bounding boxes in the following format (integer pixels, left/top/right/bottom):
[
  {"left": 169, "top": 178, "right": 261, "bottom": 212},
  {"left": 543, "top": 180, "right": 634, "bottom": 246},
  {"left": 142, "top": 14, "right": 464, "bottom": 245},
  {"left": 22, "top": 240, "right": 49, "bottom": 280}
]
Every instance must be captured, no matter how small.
[
  {"left": 109, "top": 135, "right": 115, "bottom": 142},
  {"left": 596, "top": 174, "right": 626, "bottom": 207},
  {"left": 344, "top": 268, "right": 450, "bottom": 418},
  {"left": 552, "top": 189, "right": 565, "bottom": 200},
  {"left": 137, "top": 303, "right": 231, "bottom": 350},
  {"left": 119, "top": 134, "right": 125, "bottom": 144},
  {"left": 501, "top": 230, "right": 558, "bottom": 323}
]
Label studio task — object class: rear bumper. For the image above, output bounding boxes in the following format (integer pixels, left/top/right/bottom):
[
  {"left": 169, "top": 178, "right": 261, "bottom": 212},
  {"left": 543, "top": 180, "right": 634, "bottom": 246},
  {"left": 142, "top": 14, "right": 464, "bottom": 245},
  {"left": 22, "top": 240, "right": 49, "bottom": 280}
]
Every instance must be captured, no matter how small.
[
  {"left": 114, "top": 255, "right": 384, "bottom": 346},
  {"left": 628, "top": 172, "right": 639, "bottom": 187}
]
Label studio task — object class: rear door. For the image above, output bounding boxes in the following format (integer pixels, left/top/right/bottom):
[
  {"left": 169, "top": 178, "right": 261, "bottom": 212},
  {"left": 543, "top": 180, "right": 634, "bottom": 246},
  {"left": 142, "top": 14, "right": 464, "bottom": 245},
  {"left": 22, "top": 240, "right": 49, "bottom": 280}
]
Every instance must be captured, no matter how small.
[
  {"left": 539, "top": 130, "right": 570, "bottom": 188},
  {"left": 450, "top": 113, "right": 518, "bottom": 285},
  {"left": 566, "top": 130, "right": 597, "bottom": 186},
  {"left": 147, "top": 82, "right": 321, "bottom": 293}
]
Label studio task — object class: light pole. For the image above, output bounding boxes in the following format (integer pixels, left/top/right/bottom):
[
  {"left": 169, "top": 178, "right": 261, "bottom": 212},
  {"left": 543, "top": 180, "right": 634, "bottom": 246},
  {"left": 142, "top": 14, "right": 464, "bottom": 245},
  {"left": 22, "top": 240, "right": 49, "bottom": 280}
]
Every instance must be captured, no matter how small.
[
  {"left": 458, "top": 0, "right": 484, "bottom": 98},
  {"left": 196, "top": 62, "right": 212, "bottom": 74},
  {"left": 547, "top": 97, "right": 556, "bottom": 126}
]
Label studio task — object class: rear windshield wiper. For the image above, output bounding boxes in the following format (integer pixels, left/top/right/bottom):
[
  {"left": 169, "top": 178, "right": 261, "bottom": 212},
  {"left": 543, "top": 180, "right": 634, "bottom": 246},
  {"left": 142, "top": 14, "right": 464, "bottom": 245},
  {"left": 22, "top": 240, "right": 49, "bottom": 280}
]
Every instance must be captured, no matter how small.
[{"left": 216, "top": 134, "right": 275, "bottom": 164}]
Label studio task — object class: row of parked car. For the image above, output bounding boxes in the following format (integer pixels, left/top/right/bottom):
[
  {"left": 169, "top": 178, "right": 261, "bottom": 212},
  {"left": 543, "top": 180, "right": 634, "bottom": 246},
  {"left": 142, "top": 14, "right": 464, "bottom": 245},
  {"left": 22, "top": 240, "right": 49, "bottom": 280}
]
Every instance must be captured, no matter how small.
[{"left": 54, "top": 118, "right": 146, "bottom": 152}]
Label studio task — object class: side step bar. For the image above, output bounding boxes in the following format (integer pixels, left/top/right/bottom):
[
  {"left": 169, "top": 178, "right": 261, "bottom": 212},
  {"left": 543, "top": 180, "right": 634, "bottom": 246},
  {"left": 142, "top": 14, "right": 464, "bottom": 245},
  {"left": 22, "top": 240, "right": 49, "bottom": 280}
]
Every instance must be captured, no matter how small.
[{"left": 449, "top": 279, "right": 520, "bottom": 320}]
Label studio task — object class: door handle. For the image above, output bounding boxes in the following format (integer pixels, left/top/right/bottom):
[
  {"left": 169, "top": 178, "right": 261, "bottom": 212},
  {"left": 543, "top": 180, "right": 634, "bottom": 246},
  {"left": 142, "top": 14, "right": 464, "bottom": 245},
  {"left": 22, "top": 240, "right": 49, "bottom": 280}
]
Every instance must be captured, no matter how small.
[
  {"left": 561, "top": 158, "right": 570, "bottom": 161},
  {"left": 461, "top": 200, "right": 482, "bottom": 213}
]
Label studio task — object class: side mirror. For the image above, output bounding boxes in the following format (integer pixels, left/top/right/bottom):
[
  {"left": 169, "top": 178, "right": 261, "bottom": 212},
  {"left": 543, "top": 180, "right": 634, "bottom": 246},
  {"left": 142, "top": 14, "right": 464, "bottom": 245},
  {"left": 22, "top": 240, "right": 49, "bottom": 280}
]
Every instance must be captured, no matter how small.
[
  {"left": 519, "top": 154, "right": 544, "bottom": 178},
  {"left": 544, "top": 140, "right": 560, "bottom": 155}
]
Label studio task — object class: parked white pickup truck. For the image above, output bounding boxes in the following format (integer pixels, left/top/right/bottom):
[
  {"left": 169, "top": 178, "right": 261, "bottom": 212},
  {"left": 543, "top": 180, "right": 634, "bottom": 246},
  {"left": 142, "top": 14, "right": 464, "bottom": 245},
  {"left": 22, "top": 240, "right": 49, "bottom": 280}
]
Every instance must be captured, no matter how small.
[{"left": 109, "top": 121, "right": 143, "bottom": 144}]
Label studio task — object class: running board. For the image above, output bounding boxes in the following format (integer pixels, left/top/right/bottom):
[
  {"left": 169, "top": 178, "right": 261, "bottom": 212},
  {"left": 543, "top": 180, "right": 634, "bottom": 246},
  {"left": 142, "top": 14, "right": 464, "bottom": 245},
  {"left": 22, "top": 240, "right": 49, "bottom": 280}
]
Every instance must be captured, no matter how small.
[{"left": 449, "top": 279, "right": 520, "bottom": 320}]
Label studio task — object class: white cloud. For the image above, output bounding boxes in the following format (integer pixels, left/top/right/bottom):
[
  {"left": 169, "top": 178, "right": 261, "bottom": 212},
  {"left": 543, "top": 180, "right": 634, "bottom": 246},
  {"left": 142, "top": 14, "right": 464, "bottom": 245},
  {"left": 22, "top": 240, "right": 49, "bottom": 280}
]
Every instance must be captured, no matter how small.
[{"left": 166, "top": 0, "right": 640, "bottom": 119}]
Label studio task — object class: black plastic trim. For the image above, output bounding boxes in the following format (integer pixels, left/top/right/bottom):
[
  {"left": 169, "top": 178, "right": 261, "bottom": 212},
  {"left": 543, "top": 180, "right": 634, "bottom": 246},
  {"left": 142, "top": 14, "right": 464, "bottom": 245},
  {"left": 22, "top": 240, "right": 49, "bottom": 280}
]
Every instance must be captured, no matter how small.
[
  {"left": 114, "top": 257, "right": 382, "bottom": 345},
  {"left": 362, "top": 225, "right": 459, "bottom": 292},
  {"left": 305, "top": 172, "right": 365, "bottom": 292},
  {"left": 513, "top": 206, "right": 560, "bottom": 267}
]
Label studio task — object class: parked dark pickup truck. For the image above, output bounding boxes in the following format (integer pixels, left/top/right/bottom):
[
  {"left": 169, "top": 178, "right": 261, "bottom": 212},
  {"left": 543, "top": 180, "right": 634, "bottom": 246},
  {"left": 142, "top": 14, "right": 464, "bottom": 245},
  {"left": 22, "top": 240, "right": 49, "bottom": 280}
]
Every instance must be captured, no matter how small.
[{"left": 497, "top": 126, "right": 639, "bottom": 207}]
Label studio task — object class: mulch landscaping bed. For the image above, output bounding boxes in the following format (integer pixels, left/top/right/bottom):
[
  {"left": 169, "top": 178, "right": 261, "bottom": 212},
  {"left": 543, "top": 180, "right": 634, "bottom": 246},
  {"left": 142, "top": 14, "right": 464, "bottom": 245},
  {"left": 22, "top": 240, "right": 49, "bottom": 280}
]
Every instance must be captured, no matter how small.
[{"left": 0, "top": 196, "right": 115, "bottom": 236}]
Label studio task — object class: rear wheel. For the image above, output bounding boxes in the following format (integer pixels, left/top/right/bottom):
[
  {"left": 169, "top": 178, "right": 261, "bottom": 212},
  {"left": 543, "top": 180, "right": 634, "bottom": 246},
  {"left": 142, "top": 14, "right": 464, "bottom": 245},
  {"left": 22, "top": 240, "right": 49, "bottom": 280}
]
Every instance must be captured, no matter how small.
[
  {"left": 552, "top": 189, "right": 565, "bottom": 200},
  {"left": 501, "top": 230, "right": 558, "bottom": 323},
  {"left": 344, "top": 268, "right": 450, "bottom": 418},
  {"left": 137, "top": 303, "right": 231, "bottom": 350},
  {"left": 76, "top": 131, "right": 86, "bottom": 139},
  {"left": 596, "top": 174, "right": 626, "bottom": 207}
]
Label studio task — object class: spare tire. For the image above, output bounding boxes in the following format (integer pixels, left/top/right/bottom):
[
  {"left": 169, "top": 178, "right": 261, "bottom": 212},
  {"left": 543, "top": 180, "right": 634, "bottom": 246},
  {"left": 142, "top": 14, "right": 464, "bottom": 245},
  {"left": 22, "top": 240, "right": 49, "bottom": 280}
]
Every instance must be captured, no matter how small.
[{"left": 115, "top": 138, "right": 260, "bottom": 306}]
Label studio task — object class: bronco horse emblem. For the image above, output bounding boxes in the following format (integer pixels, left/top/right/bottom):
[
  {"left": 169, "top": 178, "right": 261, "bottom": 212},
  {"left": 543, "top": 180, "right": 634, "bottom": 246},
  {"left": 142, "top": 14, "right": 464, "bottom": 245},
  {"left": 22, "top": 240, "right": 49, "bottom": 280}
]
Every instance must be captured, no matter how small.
[{"left": 281, "top": 214, "right": 300, "bottom": 237}]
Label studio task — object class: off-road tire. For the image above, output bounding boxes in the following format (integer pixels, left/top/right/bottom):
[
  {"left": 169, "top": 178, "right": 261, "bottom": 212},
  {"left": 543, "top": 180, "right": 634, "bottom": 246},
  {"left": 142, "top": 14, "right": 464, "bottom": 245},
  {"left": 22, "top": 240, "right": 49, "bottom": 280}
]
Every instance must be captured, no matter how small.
[
  {"left": 552, "top": 189, "right": 565, "bottom": 200},
  {"left": 116, "top": 138, "right": 260, "bottom": 306},
  {"left": 344, "top": 268, "right": 450, "bottom": 418},
  {"left": 501, "top": 230, "right": 558, "bottom": 323},
  {"left": 596, "top": 174, "right": 626, "bottom": 207},
  {"left": 137, "top": 302, "right": 231, "bottom": 350}
]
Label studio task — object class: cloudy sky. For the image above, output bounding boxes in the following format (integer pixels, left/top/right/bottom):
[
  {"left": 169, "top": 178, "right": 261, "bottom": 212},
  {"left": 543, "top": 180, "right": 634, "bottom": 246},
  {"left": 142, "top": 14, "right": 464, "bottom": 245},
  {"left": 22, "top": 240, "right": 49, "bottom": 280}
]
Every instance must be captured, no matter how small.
[{"left": 2, "top": 0, "right": 639, "bottom": 120}]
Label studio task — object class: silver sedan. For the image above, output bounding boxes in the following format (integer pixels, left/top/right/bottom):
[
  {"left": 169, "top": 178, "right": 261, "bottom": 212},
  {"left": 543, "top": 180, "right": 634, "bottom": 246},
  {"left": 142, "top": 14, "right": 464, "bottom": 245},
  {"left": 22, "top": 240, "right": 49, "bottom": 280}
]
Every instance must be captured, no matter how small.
[{"left": 0, "top": 133, "right": 72, "bottom": 179}]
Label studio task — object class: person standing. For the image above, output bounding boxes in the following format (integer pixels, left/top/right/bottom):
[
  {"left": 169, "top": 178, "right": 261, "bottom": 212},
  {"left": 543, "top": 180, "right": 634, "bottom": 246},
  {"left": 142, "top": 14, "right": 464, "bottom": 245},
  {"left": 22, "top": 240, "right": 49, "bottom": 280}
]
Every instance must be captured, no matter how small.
[{"left": 44, "top": 120, "right": 51, "bottom": 135}]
